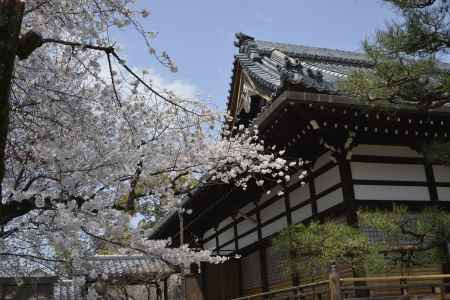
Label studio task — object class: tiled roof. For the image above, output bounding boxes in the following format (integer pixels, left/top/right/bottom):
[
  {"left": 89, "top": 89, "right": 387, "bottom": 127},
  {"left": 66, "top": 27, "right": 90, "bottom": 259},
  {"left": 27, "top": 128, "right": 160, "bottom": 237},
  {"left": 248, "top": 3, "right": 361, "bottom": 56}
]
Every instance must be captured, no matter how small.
[
  {"left": 0, "top": 255, "right": 171, "bottom": 299},
  {"left": 253, "top": 40, "right": 373, "bottom": 65},
  {"left": 0, "top": 256, "right": 56, "bottom": 278},
  {"left": 231, "top": 32, "right": 450, "bottom": 99},
  {"left": 232, "top": 33, "right": 373, "bottom": 98},
  {"left": 86, "top": 255, "right": 172, "bottom": 280},
  {"left": 0, "top": 255, "right": 171, "bottom": 281}
]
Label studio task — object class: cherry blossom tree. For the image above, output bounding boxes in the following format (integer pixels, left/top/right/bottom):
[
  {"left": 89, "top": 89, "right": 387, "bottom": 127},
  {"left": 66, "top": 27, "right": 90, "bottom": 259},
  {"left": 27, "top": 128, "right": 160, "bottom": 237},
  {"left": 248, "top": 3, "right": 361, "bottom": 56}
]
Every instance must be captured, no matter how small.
[{"left": 0, "top": 0, "right": 303, "bottom": 290}]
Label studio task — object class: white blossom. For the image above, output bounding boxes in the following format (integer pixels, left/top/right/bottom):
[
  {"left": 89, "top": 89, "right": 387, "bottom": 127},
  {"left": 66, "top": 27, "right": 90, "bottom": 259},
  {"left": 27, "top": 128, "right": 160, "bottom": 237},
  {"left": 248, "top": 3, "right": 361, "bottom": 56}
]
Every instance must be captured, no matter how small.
[{"left": 0, "top": 0, "right": 307, "bottom": 288}]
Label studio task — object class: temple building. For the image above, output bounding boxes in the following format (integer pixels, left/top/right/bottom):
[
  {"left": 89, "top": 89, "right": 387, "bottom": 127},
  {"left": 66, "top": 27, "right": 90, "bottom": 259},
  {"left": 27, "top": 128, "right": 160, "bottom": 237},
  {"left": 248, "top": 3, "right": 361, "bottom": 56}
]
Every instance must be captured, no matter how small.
[
  {"left": 0, "top": 255, "right": 173, "bottom": 300},
  {"left": 150, "top": 33, "right": 450, "bottom": 300}
]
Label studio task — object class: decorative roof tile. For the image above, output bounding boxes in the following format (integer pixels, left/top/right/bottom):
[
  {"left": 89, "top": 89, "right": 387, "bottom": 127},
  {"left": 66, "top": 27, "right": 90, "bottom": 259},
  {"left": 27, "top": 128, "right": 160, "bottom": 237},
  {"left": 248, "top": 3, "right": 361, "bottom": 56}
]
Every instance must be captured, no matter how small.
[
  {"left": 232, "top": 32, "right": 450, "bottom": 100},
  {"left": 233, "top": 33, "right": 374, "bottom": 97}
]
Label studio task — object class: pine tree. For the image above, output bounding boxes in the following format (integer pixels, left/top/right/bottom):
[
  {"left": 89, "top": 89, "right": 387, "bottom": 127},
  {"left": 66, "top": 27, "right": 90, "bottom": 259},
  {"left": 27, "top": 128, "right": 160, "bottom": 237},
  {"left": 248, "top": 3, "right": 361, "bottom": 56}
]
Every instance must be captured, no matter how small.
[{"left": 340, "top": 0, "right": 450, "bottom": 110}]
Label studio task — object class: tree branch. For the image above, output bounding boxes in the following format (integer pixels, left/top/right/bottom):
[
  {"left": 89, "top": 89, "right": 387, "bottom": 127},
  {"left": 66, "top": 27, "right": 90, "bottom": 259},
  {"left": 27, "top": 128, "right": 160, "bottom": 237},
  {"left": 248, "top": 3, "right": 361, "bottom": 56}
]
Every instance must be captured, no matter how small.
[
  {"left": 107, "top": 53, "right": 122, "bottom": 107},
  {"left": 80, "top": 226, "right": 181, "bottom": 275},
  {"left": 39, "top": 37, "right": 204, "bottom": 116}
]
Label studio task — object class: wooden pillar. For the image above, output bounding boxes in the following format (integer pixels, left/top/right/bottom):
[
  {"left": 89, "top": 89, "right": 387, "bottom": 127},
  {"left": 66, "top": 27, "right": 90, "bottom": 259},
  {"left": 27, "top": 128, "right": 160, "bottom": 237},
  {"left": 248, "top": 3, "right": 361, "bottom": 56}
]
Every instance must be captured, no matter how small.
[
  {"left": 255, "top": 201, "right": 269, "bottom": 292},
  {"left": 0, "top": 0, "right": 24, "bottom": 203},
  {"left": 339, "top": 157, "right": 370, "bottom": 298},
  {"left": 163, "top": 278, "right": 169, "bottom": 300},
  {"left": 425, "top": 161, "right": 449, "bottom": 291},
  {"left": 329, "top": 266, "right": 342, "bottom": 300},
  {"left": 425, "top": 162, "right": 438, "bottom": 202},
  {"left": 309, "top": 179, "right": 318, "bottom": 216},
  {"left": 231, "top": 214, "right": 244, "bottom": 297},
  {"left": 441, "top": 242, "right": 450, "bottom": 293},
  {"left": 339, "top": 158, "right": 357, "bottom": 225},
  {"left": 284, "top": 185, "right": 300, "bottom": 286},
  {"left": 238, "top": 256, "right": 244, "bottom": 297},
  {"left": 184, "top": 265, "right": 204, "bottom": 300},
  {"left": 178, "top": 211, "right": 185, "bottom": 246}
]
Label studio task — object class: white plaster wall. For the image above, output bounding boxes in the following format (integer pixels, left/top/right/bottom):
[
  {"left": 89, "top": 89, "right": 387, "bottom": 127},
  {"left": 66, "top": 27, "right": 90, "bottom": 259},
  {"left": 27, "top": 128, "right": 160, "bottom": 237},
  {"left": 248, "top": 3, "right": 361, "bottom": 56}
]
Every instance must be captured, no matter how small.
[
  {"left": 289, "top": 185, "right": 310, "bottom": 207},
  {"left": 433, "top": 165, "right": 450, "bottom": 183},
  {"left": 260, "top": 198, "right": 286, "bottom": 223},
  {"left": 219, "top": 243, "right": 236, "bottom": 252},
  {"left": 218, "top": 227, "right": 235, "bottom": 246},
  {"left": 291, "top": 204, "right": 313, "bottom": 224},
  {"left": 314, "top": 151, "right": 332, "bottom": 171},
  {"left": 438, "top": 187, "right": 450, "bottom": 201},
  {"left": 240, "top": 202, "right": 256, "bottom": 214},
  {"left": 315, "top": 166, "right": 341, "bottom": 194},
  {"left": 218, "top": 217, "right": 233, "bottom": 230},
  {"left": 352, "top": 144, "right": 422, "bottom": 157},
  {"left": 203, "top": 238, "right": 216, "bottom": 250},
  {"left": 261, "top": 217, "right": 288, "bottom": 239},
  {"left": 287, "top": 169, "right": 308, "bottom": 187},
  {"left": 203, "top": 228, "right": 215, "bottom": 241},
  {"left": 316, "top": 188, "right": 344, "bottom": 213},
  {"left": 260, "top": 185, "right": 283, "bottom": 203},
  {"left": 238, "top": 231, "right": 258, "bottom": 249},
  {"left": 354, "top": 185, "right": 430, "bottom": 201},
  {"left": 237, "top": 216, "right": 257, "bottom": 235},
  {"left": 351, "top": 162, "right": 426, "bottom": 182}
]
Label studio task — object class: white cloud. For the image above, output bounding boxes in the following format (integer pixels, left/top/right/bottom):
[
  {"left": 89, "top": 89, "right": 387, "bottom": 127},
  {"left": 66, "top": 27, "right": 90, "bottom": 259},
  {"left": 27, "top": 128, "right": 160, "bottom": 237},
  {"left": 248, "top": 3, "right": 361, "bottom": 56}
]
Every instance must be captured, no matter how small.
[
  {"left": 144, "top": 69, "right": 201, "bottom": 100},
  {"left": 97, "top": 56, "right": 201, "bottom": 101}
]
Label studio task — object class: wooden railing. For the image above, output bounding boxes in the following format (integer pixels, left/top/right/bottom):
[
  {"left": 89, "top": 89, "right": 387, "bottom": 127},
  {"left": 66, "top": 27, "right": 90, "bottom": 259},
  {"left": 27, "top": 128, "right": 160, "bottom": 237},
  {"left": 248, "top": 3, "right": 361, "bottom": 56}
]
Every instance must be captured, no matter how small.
[
  {"left": 232, "top": 273, "right": 450, "bottom": 300},
  {"left": 338, "top": 274, "right": 450, "bottom": 300},
  {"left": 231, "top": 280, "right": 330, "bottom": 300}
]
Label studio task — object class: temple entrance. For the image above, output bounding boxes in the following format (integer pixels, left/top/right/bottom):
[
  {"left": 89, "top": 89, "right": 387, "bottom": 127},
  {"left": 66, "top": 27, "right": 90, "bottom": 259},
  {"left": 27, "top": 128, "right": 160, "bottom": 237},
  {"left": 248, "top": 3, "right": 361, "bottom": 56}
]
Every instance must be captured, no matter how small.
[{"left": 201, "top": 259, "right": 240, "bottom": 300}]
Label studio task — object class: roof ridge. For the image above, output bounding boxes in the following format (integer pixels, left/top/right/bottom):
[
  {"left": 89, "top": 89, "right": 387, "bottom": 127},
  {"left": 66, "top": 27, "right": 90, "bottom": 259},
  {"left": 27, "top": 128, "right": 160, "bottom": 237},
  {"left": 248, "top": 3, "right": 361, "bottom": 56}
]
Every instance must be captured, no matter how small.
[
  {"left": 89, "top": 255, "right": 148, "bottom": 260},
  {"left": 255, "top": 39, "right": 365, "bottom": 56},
  {"left": 252, "top": 38, "right": 450, "bottom": 70},
  {"left": 252, "top": 39, "right": 374, "bottom": 67}
]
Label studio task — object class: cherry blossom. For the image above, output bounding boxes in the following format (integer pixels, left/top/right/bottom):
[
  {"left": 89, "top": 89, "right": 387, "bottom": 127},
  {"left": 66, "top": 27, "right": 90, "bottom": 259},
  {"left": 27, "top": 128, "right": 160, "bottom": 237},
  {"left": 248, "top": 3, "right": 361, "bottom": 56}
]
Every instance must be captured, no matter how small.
[{"left": 0, "top": 0, "right": 305, "bottom": 290}]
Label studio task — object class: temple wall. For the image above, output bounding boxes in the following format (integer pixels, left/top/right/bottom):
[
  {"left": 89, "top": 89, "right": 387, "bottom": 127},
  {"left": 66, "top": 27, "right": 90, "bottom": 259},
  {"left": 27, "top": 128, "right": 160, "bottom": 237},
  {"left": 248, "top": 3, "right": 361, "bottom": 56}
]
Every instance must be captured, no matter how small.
[
  {"left": 354, "top": 185, "right": 430, "bottom": 201},
  {"left": 241, "top": 251, "right": 262, "bottom": 293},
  {"left": 351, "top": 144, "right": 423, "bottom": 158},
  {"left": 200, "top": 143, "right": 450, "bottom": 298},
  {"left": 202, "top": 145, "right": 450, "bottom": 253},
  {"left": 351, "top": 144, "right": 450, "bottom": 202},
  {"left": 351, "top": 162, "right": 426, "bottom": 181}
]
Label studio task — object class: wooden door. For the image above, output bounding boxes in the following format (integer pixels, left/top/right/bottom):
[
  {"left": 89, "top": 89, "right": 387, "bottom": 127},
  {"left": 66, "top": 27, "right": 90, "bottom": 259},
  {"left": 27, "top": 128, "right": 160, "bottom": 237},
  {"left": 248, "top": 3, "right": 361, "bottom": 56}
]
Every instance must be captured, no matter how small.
[{"left": 201, "top": 259, "right": 240, "bottom": 300}]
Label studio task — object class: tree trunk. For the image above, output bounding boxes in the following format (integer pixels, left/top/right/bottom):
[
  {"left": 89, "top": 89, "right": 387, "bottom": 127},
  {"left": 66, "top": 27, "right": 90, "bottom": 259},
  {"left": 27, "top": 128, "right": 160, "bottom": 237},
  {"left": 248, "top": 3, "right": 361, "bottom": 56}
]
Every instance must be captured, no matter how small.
[{"left": 0, "top": 0, "right": 24, "bottom": 204}]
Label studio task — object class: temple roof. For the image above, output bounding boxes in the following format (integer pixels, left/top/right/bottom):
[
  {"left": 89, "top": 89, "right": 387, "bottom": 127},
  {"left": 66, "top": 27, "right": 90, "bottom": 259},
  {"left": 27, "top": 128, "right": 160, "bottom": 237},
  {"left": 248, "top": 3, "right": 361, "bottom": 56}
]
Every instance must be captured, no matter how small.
[
  {"left": 231, "top": 32, "right": 450, "bottom": 99},
  {"left": 0, "top": 256, "right": 56, "bottom": 279},
  {"left": 231, "top": 32, "right": 373, "bottom": 97},
  {"left": 0, "top": 255, "right": 171, "bottom": 282},
  {"left": 150, "top": 34, "right": 450, "bottom": 243},
  {"left": 86, "top": 255, "right": 171, "bottom": 281}
]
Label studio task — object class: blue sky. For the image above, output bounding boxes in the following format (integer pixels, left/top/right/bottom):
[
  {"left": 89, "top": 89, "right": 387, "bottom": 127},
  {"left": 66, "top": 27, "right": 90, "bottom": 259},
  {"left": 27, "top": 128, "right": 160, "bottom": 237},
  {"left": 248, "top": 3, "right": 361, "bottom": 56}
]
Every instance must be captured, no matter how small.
[{"left": 114, "top": 0, "right": 398, "bottom": 110}]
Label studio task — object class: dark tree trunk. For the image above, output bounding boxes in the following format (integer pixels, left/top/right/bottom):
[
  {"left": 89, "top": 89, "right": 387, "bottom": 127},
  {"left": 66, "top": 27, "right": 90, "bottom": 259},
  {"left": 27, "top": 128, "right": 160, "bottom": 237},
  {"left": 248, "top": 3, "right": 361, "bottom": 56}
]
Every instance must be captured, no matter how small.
[{"left": 0, "top": 0, "right": 24, "bottom": 205}]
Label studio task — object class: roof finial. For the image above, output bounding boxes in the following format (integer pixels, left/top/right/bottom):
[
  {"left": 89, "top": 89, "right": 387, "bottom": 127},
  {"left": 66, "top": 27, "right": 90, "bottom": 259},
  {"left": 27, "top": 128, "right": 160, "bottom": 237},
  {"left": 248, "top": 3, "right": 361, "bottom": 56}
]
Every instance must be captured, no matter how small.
[{"left": 234, "top": 32, "right": 255, "bottom": 48}]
